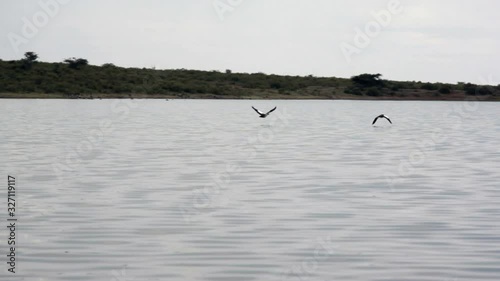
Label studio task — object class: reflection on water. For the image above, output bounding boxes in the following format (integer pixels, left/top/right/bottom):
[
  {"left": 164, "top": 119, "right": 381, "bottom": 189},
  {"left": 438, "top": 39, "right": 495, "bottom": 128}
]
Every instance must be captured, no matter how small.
[{"left": 1, "top": 99, "right": 500, "bottom": 281}]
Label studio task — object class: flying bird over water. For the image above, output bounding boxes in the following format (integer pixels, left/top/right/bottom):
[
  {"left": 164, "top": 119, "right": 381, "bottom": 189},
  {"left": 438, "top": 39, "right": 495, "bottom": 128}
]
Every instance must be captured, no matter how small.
[
  {"left": 372, "top": 114, "right": 392, "bottom": 125},
  {"left": 252, "top": 106, "right": 277, "bottom": 118}
]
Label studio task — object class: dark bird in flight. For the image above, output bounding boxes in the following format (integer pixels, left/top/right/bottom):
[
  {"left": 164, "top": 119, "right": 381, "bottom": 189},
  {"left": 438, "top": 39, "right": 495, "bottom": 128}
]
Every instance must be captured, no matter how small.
[
  {"left": 372, "top": 114, "right": 392, "bottom": 125},
  {"left": 252, "top": 106, "right": 277, "bottom": 118}
]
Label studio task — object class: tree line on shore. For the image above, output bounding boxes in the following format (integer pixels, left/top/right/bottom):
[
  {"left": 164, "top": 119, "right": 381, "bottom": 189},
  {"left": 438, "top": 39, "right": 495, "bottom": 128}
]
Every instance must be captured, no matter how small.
[{"left": 1, "top": 52, "right": 498, "bottom": 99}]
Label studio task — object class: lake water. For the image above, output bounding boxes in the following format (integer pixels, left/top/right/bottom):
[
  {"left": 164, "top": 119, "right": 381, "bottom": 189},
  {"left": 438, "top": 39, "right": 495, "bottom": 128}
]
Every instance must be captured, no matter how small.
[{"left": 1, "top": 99, "right": 500, "bottom": 281}]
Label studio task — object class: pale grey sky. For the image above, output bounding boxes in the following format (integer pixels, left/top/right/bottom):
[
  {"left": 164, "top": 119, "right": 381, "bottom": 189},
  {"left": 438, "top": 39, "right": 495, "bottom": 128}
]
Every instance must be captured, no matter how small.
[{"left": 1, "top": 0, "right": 499, "bottom": 84}]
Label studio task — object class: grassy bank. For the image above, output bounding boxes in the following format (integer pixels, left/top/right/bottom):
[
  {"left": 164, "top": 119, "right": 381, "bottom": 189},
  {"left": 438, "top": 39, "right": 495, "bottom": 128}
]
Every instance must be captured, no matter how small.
[{"left": 1, "top": 56, "right": 499, "bottom": 100}]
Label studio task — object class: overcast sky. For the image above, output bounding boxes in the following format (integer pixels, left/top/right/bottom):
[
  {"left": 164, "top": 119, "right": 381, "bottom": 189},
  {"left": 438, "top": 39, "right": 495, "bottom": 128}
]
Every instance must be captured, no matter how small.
[{"left": 1, "top": 0, "right": 499, "bottom": 84}]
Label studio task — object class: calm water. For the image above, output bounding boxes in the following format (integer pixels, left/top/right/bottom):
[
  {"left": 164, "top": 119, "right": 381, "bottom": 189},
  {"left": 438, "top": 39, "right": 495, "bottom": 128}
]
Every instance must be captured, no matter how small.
[{"left": 1, "top": 99, "right": 500, "bottom": 281}]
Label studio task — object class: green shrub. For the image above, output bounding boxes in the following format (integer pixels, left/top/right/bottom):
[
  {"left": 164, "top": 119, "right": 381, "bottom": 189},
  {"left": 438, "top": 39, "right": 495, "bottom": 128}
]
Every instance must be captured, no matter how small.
[
  {"left": 463, "top": 83, "right": 478, "bottom": 95},
  {"left": 64, "top": 57, "right": 89, "bottom": 69},
  {"left": 421, "top": 83, "right": 438, "bottom": 90},
  {"left": 478, "top": 86, "right": 494, "bottom": 96},
  {"left": 438, "top": 85, "right": 451, "bottom": 94},
  {"left": 344, "top": 86, "right": 363, "bottom": 95},
  {"left": 390, "top": 84, "right": 401, "bottom": 91},
  {"left": 366, "top": 88, "right": 381, "bottom": 96},
  {"left": 351, "top": 73, "right": 384, "bottom": 88}
]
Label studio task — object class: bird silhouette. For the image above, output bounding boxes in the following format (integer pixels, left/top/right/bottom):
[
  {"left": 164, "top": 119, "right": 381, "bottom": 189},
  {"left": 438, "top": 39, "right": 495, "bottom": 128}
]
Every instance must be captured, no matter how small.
[
  {"left": 372, "top": 114, "right": 392, "bottom": 125},
  {"left": 252, "top": 106, "right": 277, "bottom": 118}
]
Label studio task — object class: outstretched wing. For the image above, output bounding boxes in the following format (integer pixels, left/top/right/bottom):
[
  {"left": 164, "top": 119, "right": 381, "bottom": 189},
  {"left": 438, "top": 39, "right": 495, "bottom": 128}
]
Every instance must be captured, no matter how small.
[
  {"left": 266, "top": 107, "right": 277, "bottom": 115},
  {"left": 383, "top": 116, "right": 392, "bottom": 124},
  {"left": 252, "top": 106, "right": 263, "bottom": 115},
  {"left": 372, "top": 116, "right": 379, "bottom": 125}
]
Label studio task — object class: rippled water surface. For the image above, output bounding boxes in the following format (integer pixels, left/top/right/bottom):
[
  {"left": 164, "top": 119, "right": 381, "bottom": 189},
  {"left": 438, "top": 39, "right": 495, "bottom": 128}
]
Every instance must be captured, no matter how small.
[{"left": 1, "top": 99, "right": 500, "bottom": 281}]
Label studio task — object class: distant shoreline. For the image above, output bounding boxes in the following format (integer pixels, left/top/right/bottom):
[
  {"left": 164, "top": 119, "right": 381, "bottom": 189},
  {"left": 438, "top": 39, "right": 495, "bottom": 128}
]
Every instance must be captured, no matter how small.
[
  {"left": 1, "top": 95, "right": 499, "bottom": 102},
  {"left": 1, "top": 92, "right": 499, "bottom": 101},
  {"left": 2, "top": 58, "right": 499, "bottom": 101}
]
